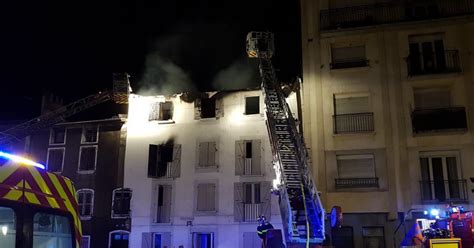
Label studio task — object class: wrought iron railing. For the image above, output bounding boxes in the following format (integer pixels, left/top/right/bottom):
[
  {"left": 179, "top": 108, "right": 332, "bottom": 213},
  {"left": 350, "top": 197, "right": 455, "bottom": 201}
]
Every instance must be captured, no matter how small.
[
  {"left": 321, "top": 0, "right": 474, "bottom": 31},
  {"left": 335, "top": 178, "right": 379, "bottom": 189},
  {"left": 333, "top": 112, "right": 374, "bottom": 134},
  {"left": 411, "top": 107, "right": 468, "bottom": 134},
  {"left": 419, "top": 180, "right": 468, "bottom": 203},
  {"left": 407, "top": 50, "right": 461, "bottom": 76}
]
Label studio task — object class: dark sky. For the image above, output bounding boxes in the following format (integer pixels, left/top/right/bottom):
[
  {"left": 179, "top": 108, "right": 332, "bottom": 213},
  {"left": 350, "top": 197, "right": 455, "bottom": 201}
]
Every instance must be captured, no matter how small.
[{"left": 0, "top": 0, "right": 301, "bottom": 119}]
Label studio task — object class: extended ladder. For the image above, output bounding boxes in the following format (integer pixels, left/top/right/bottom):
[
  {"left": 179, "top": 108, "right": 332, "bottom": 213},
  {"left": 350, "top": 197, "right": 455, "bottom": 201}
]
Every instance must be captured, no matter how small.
[{"left": 247, "top": 32, "right": 325, "bottom": 245}]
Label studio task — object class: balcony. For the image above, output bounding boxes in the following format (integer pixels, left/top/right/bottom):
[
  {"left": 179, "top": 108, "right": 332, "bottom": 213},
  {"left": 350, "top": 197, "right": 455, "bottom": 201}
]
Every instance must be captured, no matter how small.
[
  {"left": 333, "top": 112, "right": 374, "bottom": 134},
  {"left": 419, "top": 180, "right": 468, "bottom": 203},
  {"left": 320, "top": 0, "right": 474, "bottom": 31},
  {"left": 411, "top": 107, "right": 468, "bottom": 134},
  {"left": 407, "top": 50, "right": 461, "bottom": 76},
  {"left": 243, "top": 203, "right": 261, "bottom": 222},
  {"left": 335, "top": 178, "right": 379, "bottom": 189}
]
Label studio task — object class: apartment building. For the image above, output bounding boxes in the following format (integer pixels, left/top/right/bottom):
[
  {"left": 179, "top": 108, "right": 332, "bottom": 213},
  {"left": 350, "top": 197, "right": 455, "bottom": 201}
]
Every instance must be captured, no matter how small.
[
  {"left": 23, "top": 116, "right": 130, "bottom": 248},
  {"left": 123, "top": 89, "right": 291, "bottom": 248},
  {"left": 300, "top": 0, "right": 474, "bottom": 247}
]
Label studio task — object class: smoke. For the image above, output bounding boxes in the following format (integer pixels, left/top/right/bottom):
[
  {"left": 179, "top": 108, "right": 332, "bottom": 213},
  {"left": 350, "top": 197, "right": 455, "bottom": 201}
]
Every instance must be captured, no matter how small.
[
  {"left": 212, "top": 58, "right": 259, "bottom": 91},
  {"left": 138, "top": 51, "right": 195, "bottom": 95}
]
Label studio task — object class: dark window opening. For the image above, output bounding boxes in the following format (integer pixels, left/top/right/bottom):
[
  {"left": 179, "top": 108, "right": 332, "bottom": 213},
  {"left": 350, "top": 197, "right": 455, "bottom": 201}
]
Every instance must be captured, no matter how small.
[
  {"left": 160, "top": 102, "right": 173, "bottom": 120},
  {"left": 245, "top": 141, "right": 252, "bottom": 158},
  {"left": 201, "top": 98, "right": 216, "bottom": 118},
  {"left": 245, "top": 96, "right": 259, "bottom": 115},
  {"left": 113, "top": 188, "right": 132, "bottom": 217},
  {"left": 47, "top": 149, "right": 64, "bottom": 172},
  {"left": 82, "top": 126, "right": 98, "bottom": 143},
  {"left": 51, "top": 127, "right": 66, "bottom": 144},
  {"left": 158, "top": 186, "right": 164, "bottom": 207},
  {"left": 79, "top": 147, "right": 96, "bottom": 171},
  {"left": 148, "top": 144, "right": 174, "bottom": 178}
]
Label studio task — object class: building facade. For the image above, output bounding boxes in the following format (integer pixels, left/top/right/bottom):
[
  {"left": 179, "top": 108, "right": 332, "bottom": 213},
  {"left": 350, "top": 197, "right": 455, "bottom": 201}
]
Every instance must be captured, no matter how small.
[
  {"left": 25, "top": 117, "right": 130, "bottom": 248},
  {"left": 300, "top": 0, "right": 474, "bottom": 247},
  {"left": 124, "top": 90, "right": 291, "bottom": 247}
]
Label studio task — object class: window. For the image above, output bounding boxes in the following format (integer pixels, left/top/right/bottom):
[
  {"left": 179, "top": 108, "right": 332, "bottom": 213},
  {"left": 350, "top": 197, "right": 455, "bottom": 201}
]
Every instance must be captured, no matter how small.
[
  {"left": 201, "top": 98, "right": 216, "bottom": 118},
  {"left": 234, "top": 182, "right": 271, "bottom": 222},
  {"left": 112, "top": 188, "right": 132, "bottom": 218},
  {"left": 245, "top": 96, "right": 260, "bottom": 115},
  {"left": 81, "top": 125, "right": 98, "bottom": 143},
  {"left": 155, "top": 185, "right": 172, "bottom": 223},
  {"left": 46, "top": 148, "right": 65, "bottom": 173},
  {"left": 149, "top": 101, "right": 173, "bottom": 121},
  {"left": 362, "top": 227, "right": 385, "bottom": 248},
  {"left": 334, "top": 95, "right": 370, "bottom": 115},
  {"left": 50, "top": 127, "right": 66, "bottom": 145},
  {"left": 78, "top": 146, "right": 97, "bottom": 173},
  {"left": 198, "top": 142, "right": 216, "bottom": 168},
  {"left": 420, "top": 151, "right": 464, "bottom": 202},
  {"left": 0, "top": 207, "right": 16, "bottom": 248},
  {"left": 333, "top": 94, "right": 373, "bottom": 134},
  {"left": 77, "top": 189, "right": 94, "bottom": 219},
  {"left": 235, "top": 140, "right": 261, "bottom": 175},
  {"left": 337, "top": 154, "right": 376, "bottom": 178},
  {"left": 33, "top": 212, "right": 73, "bottom": 248},
  {"left": 81, "top": 236, "right": 91, "bottom": 248},
  {"left": 196, "top": 183, "right": 216, "bottom": 212},
  {"left": 108, "top": 230, "right": 129, "bottom": 248},
  {"left": 193, "top": 232, "right": 214, "bottom": 248},
  {"left": 414, "top": 87, "right": 451, "bottom": 110},
  {"left": 148, "top": 144, "right": 181, "bottom": 178},
  {"left": 331, "top": 45, "right": 368, "bottom": 69}
]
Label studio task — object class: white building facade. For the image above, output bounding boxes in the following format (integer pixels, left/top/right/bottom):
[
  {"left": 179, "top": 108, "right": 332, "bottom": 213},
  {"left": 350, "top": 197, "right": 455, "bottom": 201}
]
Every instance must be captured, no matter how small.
[{"left": 123, "top": 89, "right": 286, "bottom": 248}]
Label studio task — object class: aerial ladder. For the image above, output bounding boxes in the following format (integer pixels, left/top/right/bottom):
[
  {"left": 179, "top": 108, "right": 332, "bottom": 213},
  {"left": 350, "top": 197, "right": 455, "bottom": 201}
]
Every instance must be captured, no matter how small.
[
  {"left": 0, "top": 73, "right": 130, "bottom": 148},
  {"left": 247, "top": 32, "right": 325, "bottom": 247}
]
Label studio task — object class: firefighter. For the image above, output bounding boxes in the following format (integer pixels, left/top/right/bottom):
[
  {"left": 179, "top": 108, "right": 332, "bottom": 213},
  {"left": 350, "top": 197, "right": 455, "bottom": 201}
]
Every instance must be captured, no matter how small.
[{"left": 257, "top": 215, "right": 274, "bottom": 247}]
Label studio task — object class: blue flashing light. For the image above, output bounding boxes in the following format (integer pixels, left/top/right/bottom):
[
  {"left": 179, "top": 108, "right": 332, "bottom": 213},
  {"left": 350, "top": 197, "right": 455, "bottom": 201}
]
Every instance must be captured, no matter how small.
[
  {"left": 430, "top": 209, "right": 440, "bottom": 217},
  {"left": 0, "top": 151, "right": 45, "bottom": 169},
  {"left": 424, "top": 210, "right": 428, "bottom": 215}
]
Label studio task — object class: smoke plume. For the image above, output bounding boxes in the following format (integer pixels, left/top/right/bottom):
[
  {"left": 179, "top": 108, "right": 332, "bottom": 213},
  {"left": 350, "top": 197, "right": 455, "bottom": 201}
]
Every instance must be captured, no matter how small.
[{"left": 212, "top": 58, "right": 259, "bottom": 91}]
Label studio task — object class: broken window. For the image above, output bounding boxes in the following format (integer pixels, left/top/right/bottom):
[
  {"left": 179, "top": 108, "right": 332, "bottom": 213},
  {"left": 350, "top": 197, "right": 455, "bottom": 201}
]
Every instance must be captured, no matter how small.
[
  {"left": 112, "top": 188, "right": 132, "bottom": 218},
  {"left": 149, "top": 101, "right": 173, "bottom": 121},
  {"left": 201, "top": 98, "right": 216, "bottom": 118},
  {"left": 148, "top": 144, "right": 181, "bottom": 178},
  {"left": 78, "top": 146, "right": 97, "bottom": 172},
  {"left": 50, "top": 127, "right": 66, "bottom": 144},
  {"left": 198, "top": 142, "right": 216, "bottom": 168},
  {"left": 245, "top": 96, "right": 260, "bottom": 115}
]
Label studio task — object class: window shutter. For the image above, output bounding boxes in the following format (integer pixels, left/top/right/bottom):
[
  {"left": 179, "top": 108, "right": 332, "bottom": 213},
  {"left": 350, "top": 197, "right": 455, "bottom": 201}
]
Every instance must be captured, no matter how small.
[
  {"left": 337, "top": 155, "right": 375, "bottom": 178},
  {"left": 234, "top": 182, "right": 244, "bottom": 222},
  {"left": 148, "top": 145, "right": 158, "bottom": 177},
  {"left": 251, "top": 140, "right": 261, "bottom": 175},
  {"left": 199, "top": 143, "right": 208, "bottom": 167},
  {"left": 171, "top": 144, "right": 181, "bottom": 178},
  {"left": 141, "top": 232, "right": 153, "bottom": 248},
  {"left": 197, "top": 184, "right": 205, "bottom": 211},
  {"left": 157, "top": 145, "right": 167, "bottom": 177},
  {"left": 235, "top": 141, "right": 244, "bottom": 175},
  {"left": 152, "top": 184, "right": 158, "bottom": 222},
  {"left": 335, "top": 96, "right": 369, "bottom": 115},
  {"left": 216, "top": 98, "right": 224, "bottom": 119},
  {"left": 208, "top": 184, "right": 216, "bottom": 211},
  {"left": 163, "top": 185, "right": 172, "bottom": 223},
  {"left": 208, "top": 142, "right": 216, "bottom": 167},
  {"left": 260, "top": 181, "right": 272, "bottom": 220},
  {"left": 194, "top": 99, "right": 202, "bottom": 120}
]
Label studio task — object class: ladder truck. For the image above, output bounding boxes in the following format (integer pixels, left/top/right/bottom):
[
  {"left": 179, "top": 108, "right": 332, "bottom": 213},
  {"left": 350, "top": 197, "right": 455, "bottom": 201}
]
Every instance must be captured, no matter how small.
[
  {"left": 247, "top": 32, "right": 326, "bottom": 247},
  {"left": 0, "top": 73, "right": 130, "bottom": 149}
]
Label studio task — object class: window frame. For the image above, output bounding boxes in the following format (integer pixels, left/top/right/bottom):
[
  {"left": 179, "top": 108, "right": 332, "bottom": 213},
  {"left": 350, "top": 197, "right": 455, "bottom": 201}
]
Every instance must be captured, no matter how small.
[
  {"left": 195, "top": 181, "right": 218, "bottom": 214},
  {"left": 330, "top": 45, "right": 369, "bottom": 69},
  {"left": 244, "top": 96, "right": 260, "bottom": 115},
  {"left": 333, "top": 93, "right": 371, "bottom": 115},
  {"left": 192, "top": 232, "right": 215, "bottom": 248},
  {"left": 197, "top": 141, "right": 218, "bottom": 171},
  {"left": 413, "top": 86, "right": 452, "bottom": 110},
  {"left": 81, "top": 235, "right": 91, "bottom": 248},
  {"left": 111, "top": 188, "right": 132, "bottom": 219},
  {"left": 46, "top": 147, "right": 65, "bottom": 173},
  {"left": 336, "top": 154, "right": 376, "bottom": 179},
  {"left": 81, "top": 125, "right": 99, "bottom": 144},
  {"left": 77, "top": 145, "right": 98, "bottom": 174},
  {"left": 49, "top": 127, "right": 67, "bottom": 145},
  {"left": 76, "top": 189, "right": 94, "bottom": 220}
]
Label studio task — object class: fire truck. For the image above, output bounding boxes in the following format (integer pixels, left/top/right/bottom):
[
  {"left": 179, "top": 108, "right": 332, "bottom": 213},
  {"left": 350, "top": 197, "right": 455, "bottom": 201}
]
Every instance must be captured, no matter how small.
[{"left": 0, "top": 151, "right": 82, "bottom": 248}]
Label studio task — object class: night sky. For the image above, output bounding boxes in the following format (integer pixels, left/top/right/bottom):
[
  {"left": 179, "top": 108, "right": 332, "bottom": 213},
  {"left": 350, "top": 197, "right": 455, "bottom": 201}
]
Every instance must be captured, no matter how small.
[{"left": 0, "top": 0, "right": 301, "bottom": 120}]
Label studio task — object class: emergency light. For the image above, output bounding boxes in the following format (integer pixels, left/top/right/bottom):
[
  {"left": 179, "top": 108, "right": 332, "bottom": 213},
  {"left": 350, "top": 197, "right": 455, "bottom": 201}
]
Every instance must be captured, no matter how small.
[{"left": 0, "top": 151, "right": 45, "bottom": 169}]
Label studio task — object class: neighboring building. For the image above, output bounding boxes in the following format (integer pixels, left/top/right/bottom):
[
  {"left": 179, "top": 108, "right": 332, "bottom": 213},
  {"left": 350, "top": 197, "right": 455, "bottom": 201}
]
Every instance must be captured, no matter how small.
[
  {"left": 23, "top": 116, "right": 130, "bottom": 248},
  {"left": 300, "top": 0, "right": 474, "bottom": 247},
  {"left": 124, "top": 89, "right": 292, "bottom": 247}
]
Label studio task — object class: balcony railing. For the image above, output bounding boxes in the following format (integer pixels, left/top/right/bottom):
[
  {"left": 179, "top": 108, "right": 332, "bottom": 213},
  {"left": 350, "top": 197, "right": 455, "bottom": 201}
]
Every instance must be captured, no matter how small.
[
  {"left": 419, "top": 180, "right": 468, "bottom": 203},
  {"left": 407, "top": 50, "right": 461, "bottom": 76},
  {"left": 333, "top": 112, "right": 374, "bottom": 134},
  {"left": 156, "top": 205, "right": 170, "bottom": 223},
  {"left": 243, "top": 203, "right": 261, "bottom": 222},
  {"left": 320, "top": 0, "right": 474, "bottom": 31},
  {"left": 244, "top": 158, "right": 253, "bottom": 175},
  {"left": 335, "top": 178, "right": 379, "bottom": 189},
  {"left": 411, "top": 107, "right": 468, "bottom": 134},
  {"left": 330, "top": 59, "right": 369, "bottom": 70}
]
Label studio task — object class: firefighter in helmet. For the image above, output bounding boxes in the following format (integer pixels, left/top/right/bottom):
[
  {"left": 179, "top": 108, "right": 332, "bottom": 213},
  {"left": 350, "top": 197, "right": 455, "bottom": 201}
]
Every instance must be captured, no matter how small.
[{"left": 257, "top": 215, "right": 274, "bottom": 247}]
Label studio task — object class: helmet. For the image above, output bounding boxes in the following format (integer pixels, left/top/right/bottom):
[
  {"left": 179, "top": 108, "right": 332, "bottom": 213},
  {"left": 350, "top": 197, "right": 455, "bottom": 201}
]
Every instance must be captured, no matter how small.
[{"left": 257, "top": 215, "right": 266, "bottom": 223}]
